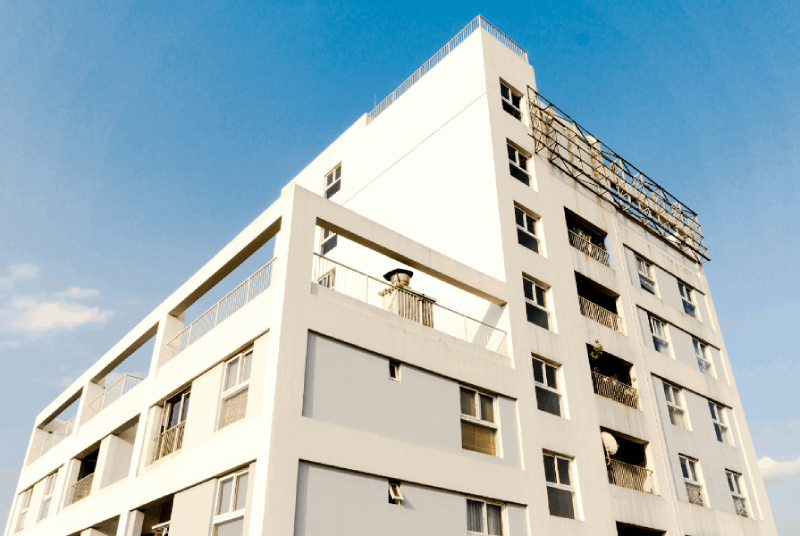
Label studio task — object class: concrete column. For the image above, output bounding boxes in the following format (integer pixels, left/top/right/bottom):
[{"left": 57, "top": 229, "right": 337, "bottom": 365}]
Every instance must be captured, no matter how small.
[
  {"left": 60, "top": 459, "right": 82, "bottom": 508},
  {"left": 155, "top": 312, "right": 187, "bottom": 369},
  {"left": 77, "top": 381, "right": 106, "bottom": 427},
  {"left": 170, "top": 480, "right": 215, "bottom": 536},
  {"left": 23, "top": 427, "right": 51, "bottom": 466},
  {"left": 116, "top": 510, "right": 144, "bottom": 536},
  {"left": 95, "top": 434, "right": 134, "bottom": 491},
  {"left": 137, "top": 407, "right": 163, "bottom": 473}
]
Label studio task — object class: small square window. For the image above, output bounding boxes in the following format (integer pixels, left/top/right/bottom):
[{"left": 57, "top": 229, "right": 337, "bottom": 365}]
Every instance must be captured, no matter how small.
[
  {"left": 325, "top": 164, "right": 342, "bottom": 199},
  {"left": 389, "top": 360, "right": 401, "bottom": 382},
  {"left": 679, "top": 455, "right": 705, "bottom": 507},
  {"left": 709, "top": 401, "right": 731, "bottom": 445},
  {"left": 507, "top": 143, "right": 530, "bottom": 185},
  {"left": 543, "top": 453, "right": 576, "bottom": 519},
  {"left": 388, "top": 481, "right": 404, "bottom": 504},
  {"left": 663, "top": 382, "right": 689, "bottom": 430},
  {"left": 693, "top": 339, "right": 714, "bottom": 376},
  {"left": 320, "top": 228, "right": 338, "bottom": 255},
  {"left": 726, "top": 470, "right": 749, "bottom": 517},
  {"left": 649, "top": 315, "right": 670, "bottom": 355},
  {"left": 466, "top": 498, "right": 503, "bottom": 535},
  {"left": 219, "top": 349, "right": 253, "bottom": 429},
  {"left": 515, "top": 206, "right": 540, "bottom": 254},
  {"left": 500, "top": 82, "right": 522, "bottom": 120},
  {"left": 533, "top": 358, "right": 562, "bottom": 417},
  {"left": 213, "top": 470, "right": 248, "bottom": 535},
  {"left": 635, "top": 255, "right": 657, "bottom": 295},
  {"left": 678, "top": 282, "right": 697, "bottom": 318},
  {"left": 523, "top": 276, "right": 549, "bottom": 330},
  {"left": 460, "top": 387, "right": 497, "bottom": 456}
]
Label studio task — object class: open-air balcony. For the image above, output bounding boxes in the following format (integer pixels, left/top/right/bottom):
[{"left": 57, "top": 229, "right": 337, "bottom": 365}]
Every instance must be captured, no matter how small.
[
  {"left": 589, "top": 346, "right": 639, "bottom": 409},
  {"left": 71, "top": 473, "right": 94, "bottom": 504},
  {"left": 576, "top": 273, "right": 624, "bottom": 334},
  {"left": 566, "top": 211, "right": 610, "bottom": 267},
  {"left": 28, "top": 416, "right": 76, "bottom": 463},
  {"left": 84, "top": 374, "right": 144, "bottom": 422},
  {"left": 312, "top": 254, "right": 508, "bottom": 356},
  {"left": 607, "top": 459, "right": 656, "bottom": 495},
  {"left": 602, "top": 430, "right": 655, "bottom": 495},
  {"left": 593, "top": 373, "right": 639, "bottom": 409},
  {"left": 152, "top": 421, "right": 186, "bottom": 463}
]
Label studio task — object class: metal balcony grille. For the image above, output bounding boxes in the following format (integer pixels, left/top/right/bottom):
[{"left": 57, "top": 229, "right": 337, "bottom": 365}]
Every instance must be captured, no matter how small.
[
  {"left": 568, "top": 231, "right": 610, "bottom": 266},
  {"left": 84, "top": 375, "right": 143, "bottom": 422},
  {"left": 607, "top": 460, "right": 655, "bottom": 494},
  {"left": 71, "top": 473, "right": 94, "bottom": 504},
  {"left": 312, "top": 254, "right": 508, "bottom": 356},
  {"left": 579, "top": 296, "right": 624, "bottom": 334},
  {"left": 592, "top": 372, "right": 639, "bottom": 409},
  {"left": 152, "top": 421, "right": 186, "bottom": 462},
  {"left": 28, "top": 416, "right": 76, "bottom": 464},
  {"left": 686, "top": 482, "right": 705, "bottom": 506}
]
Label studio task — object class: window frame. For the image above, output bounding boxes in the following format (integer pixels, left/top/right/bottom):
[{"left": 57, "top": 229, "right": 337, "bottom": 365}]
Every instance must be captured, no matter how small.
[
  {"left": 514, "top": 205, "right": 540, "bottom": 254},
  {"left": 678, "top": 281, "right": 697, "bottom": 318},
  {"left": 532, "top": 357, "right": 562, "bottom": 417},
  {"left": 635, "top": 255, "right": 657, "bottom": 295},
  {"left": 212, "top": 469, "right": 249, "bottom": 534},
  {"left": 663, "top": 382, "right": 689, "bottom": 429},
  {"left": 15, "top": 488, "right": 32, "bottom": 533},
  {"left": 709, "top": 401, "right": 731, "bottom": 445},
  {"left": 523, "top": 276, "right": 550, "bottom": 330},
  {"left": 37, "top": 473, "right": 57, "bottom": 522},
  {"left": 693, "top": 338, "right": 714, "bottom": 376},
  {"left": 324, "top": 164, "right": 342, "bottom": 199},
  {"left": 679, "top": 455, "right": 705, "bottom": 502},
  {"left": 542, "top": 452, "right": 576, "bottom": 519},
  {"left": 460, "top": 386, "right": 499, "bottom": 457},
  {"left": 218, "top": 348, "right": 253, "bottom": 430},
  {"left": 649, "top": 315, "right": 670, "bottom": 355},
  {"left": 507, "top": 142, "right": 530, "bottom": 183},
  {"left": 389, "top": 360, "right": 401, "bottom": 382},
  {"left": 466, "top": 497, "right": 505, "bottom": 536},
  {"left": 388, "top": 481, "right": 404, "bottom": 505},
  {"left": 320, "top": 227, "right": 338, "bottom": 256},
  {"left": 500, "top": 82, "right": 522, "bottom": 120}
]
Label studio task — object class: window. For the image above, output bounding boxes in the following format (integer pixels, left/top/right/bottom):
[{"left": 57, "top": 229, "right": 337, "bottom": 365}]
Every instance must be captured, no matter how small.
[
  {"left": 514, "top": 206, "right": 539, "bottom": 253},
  {"left": 678, "top": 282, "right": 697, "bottom": 318},
  {"left": 709, "top": 402, "right": 731, "bottom": 445},
  {"left": 523, "top": 277, "right": 549, "bottom": 330},
  {"left": 663, "top": 383, "right": 689, "bottom": 429},
  {"left": 320, "top": 228, "right": 338, "bottom": 256},
  {"left": 533, "top": 358, "right": 561, "bottom": 417},
  {"left": 213, "top": 470, "right": 248, "bottom": 536},
  {"left": 154, "top": 388, "right": 191, "bottom": 461},
  {"left": 389, "top": 360, "right": 401, "bottom": 382},
  {"left": 507, "top": 143, "right": 530, "bottom": 185},
  {"left": 649, "top": 316, "right": 669, "bottom": 355},
  {"left": 219, "top": 349, "right": 252, "bottom": 429},
  {"left": 500, "top": 82, "right": 522, "bottom": 120},
  {"left": 543, "top": 453, "right": 575, "bottom": 519},
  {"left": 680, "top": 455, "right": 705, "bottom": 506},
  {"left": 388, "top": 481, "right": 404, "bottom": 505},
  {"left": 37, "top": 473, "right": 57, "bottom": 522},
  {"left": 635, "top": 256, "right": 656, "bottom": 295},
  {"left": 324, "top": 164, "right": 342, "bottom": 199},
  {"left": 15, "top": 488, "right": 32, "bottom": 532},
  {"left": 693, "top": 339, "right": 713, "bottom": 376},
  {"left": 460, "top": 387, "right": 497, "bottom": 456},
  {"left": 727, "top": 471, "right": 749, "bottom": 517},
  {"left": 466, "top": 498, "right": 503, "bottom": 535}
]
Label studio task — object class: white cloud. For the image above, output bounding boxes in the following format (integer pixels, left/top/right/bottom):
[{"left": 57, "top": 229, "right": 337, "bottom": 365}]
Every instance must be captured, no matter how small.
[
  {"left": 0, "top": 340, "right": 21, "bottom": 350},
  {"left": 0, "top": 263, "right": 40, "bottom": 289},
  {"left": 55, "top": 287, "right": 100, "bottom": 299},
  {"left": 759, "top": 455, "right": 800, "bottom": 480},
  {"left": 7, "top": 298, "right": 113, "bottom": 332}
]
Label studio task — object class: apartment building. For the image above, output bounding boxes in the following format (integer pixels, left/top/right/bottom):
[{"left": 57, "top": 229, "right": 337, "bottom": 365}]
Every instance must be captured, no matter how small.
[{"left": 4, "top": 16, "right": 778, "bottom": 536}]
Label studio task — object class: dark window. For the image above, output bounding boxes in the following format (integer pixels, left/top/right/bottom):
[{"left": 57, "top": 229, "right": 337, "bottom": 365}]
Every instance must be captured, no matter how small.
[
  {"left": 524, "top": 277, "right": 549, "bottom": 329},
  {"left": 508, "top": 144, "right": 530, "bottom": 185},
  {"left": 501, "top": 82, "right": 522, "bottom": 120},
  {"left": 325, "top": 165, "right": 342, "bottom": 198},
  {"left": 515, "top": 207, "right": 539, "bottom": 253},
  {"left": 533, "top": 358, "right": 561, "bottom": 417}
]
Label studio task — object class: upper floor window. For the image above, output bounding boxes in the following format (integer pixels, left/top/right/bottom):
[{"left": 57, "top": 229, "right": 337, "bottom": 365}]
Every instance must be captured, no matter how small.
[
  {"left": 320, "top": 228, "right": 338, "bottom": 256},
  {"left": 709, "top": 402, "right": 731, "bottom": 445},
  {"left": 693, "top": 339, "right": 713, "bottom": 376},
  {"left": 543, "top": 453, "right": 576, "bottom": 519},
  {"left": 727, "top": 470, "right": 749, "bottom": 517},
  {"left": 649, "top": 315, "right": 670, "bottom": 355},
  {"left": 466, "top": 498, "right": 503, "bottom": 535},
  {"left": 514, "top": 206, "right": 539, "bottom": 253},
  {"left": 533, "top": 357, "right": 562, "bottom": 417},
  {"left": 388, "top": 481, "right": 404, "bottom": 505},
  {"left": 680, "top": 455, "right": 705, "bottom": 506},
  {"left": 500, "top": 82, "right": 522, "bottom": 120},
  {"left": 213, "top": 469, "right": 249, "bottom": 535},
  {"left": 15, "top": 488, "right": 32, "bottom": 533},
  {"left": 153, "top": 388, "right": 191, "bottom": 462},
  {"left": 663, "top": 383, "right": 689, "bottom": 430},
  {"left": 523, "top": 276, "right": 549, "bottom": 330},
  {"left": 219, "top": 349, "right": 252, "bottom": 429},
  {"left": 635, "top": 256, "right": 656, "bottom": 295},
  {"left": 38, "top": 473, "right": 57, "bottom": 522},
  {"left": 325, "top": 164, "right": 342, "bottom": 199},
  {"left": 389, "top": 360, "right": 401, "bottom": 382},
  {"left": 678, "top": 282, "right": 697, "bottom": 318},
  {"left": 507, "top": 143, "right": 530, "bottom": 185},
  {"left": 460, "top": 387, "right": 497, "bottom": 456}
]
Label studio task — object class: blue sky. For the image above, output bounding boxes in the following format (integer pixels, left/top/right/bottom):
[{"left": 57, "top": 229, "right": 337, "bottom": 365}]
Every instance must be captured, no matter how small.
[{"left": 1, "top": 0, "right": 798, "bottom": 532}]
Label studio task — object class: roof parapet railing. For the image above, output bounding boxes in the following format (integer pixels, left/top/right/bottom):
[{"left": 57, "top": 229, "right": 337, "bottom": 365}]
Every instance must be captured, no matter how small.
[
  {"left": 367, "top": 16, "right": 527, "bottom": 122},
  {"left": 84, "top": 374, "right": 144, "bottom": 422},
  {"left": 28, "top": 416, "right": 76, "bottom": 464},
  {"left": 528, "top": 88, "right": 709, "bottom": 263}
]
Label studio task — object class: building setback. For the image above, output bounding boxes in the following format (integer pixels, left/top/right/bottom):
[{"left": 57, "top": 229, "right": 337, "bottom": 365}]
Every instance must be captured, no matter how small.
[{"left": 5, "top": 16, "right": 778, "bottom": 536}]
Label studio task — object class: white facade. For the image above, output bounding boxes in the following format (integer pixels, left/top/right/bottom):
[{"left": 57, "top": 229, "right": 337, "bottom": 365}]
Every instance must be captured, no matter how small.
[{"left": 4, "top": 17, "right": 778, "bottom": 536}]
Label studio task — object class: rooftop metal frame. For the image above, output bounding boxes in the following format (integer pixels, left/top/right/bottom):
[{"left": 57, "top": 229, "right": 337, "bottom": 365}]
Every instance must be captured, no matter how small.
[{"left": 527, "top": 88, "right": 709, "bottom": 262}]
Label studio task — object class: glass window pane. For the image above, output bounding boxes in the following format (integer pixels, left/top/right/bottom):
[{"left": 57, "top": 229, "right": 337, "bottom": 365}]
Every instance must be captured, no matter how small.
[
  {"left": 487, "top": 504, "right": 502, "bottom": 535},
  {"left": 708, "top": 402, "right": 717, "bottom": 420},
  {"left": 225, "top": 359, "right": 240, "bottom": 391},
  {"left": 234, "top": 473, "right": 248, "bottom": 511},
  {"left": 511, "top": 94, "right": 521, "bottom": 108},
  {"left": 536, "top": 386, "right": 561, "bottom": 417},
  {"left": 240, "top": 353, "right": 252, "bottom": 383},
  {"left": 467, "top": 500, "right": 484, "bottom": 533},
  {"left": 515, "top": 208, "right": 524, "bottom": 227},
  {"left": 533, "top": 359, "right": 544, "bottom": 383},
  {"left": 518, "top": 154, "right": 528, "bottom": 170},
  {"left": 543, "top": 455, "right": 556, "bottom": 483},
  {"left": 325, "top": 179, "right": 341, "bottom": 198},
  {"left": 335, "top": 166, "right": 341, "bottom": 180},
  {"left": 168, "top": 401, "right": 182, "bottom": 429},
  {"left": 714, "top": 423, "right": 724, "bottom": 442},
  {"left": 526, "top": 216, "right": 535, "bottom": 233},
  {"left": 535, "top": 286, "right": 546, "bottom": 307},
  {"left": 517, "top": 229, "right": 539, "bottom": 253},
  {"left": 523, "top": 278, "right": 534, "bottom": 301},
  {"left": 217, "top": 477, "right": 234, "bottom": 515},
  {"left": 181, "top": 393, "right": 191, "bottom": 421},
  {"left": 547, "top": 487, "right": 575, "bottom": 519},
  {"left": 663, "top": 383, "right": 672, "bottom": 403},
  {"left": 500, "top": 84, "right": 510, "bottom": 100},
  {"left": 680, "top": 457, "right": 689, "bottom": 479},
  {"left": 507, "top": 145, "right": 516, "bottom": 162},
  {"left": 460, "top": 388, "right": 476, "bottom": 417},
  {"left": 526, "top": 302, "right": 549, "bottom": 329},
  {"left": 727, "top": 472, "right": 735, "bottom": 493},
  {"left": 326, "top": 172, "right": 333, "bottom": 186},
  {"left": 688, "top": 460, "right": 698, "bottom": 481},
  {"left": 480, "top": 394, "right": 494, "bottom": 423},
  {"left": 215, "top": 517, "right": 244, "bottom": 536},
  {"left": 545, "top": 365, "right": 557, "bottom": 389},
  {"left": 557, "top": 458, "right": 571, "bottom": 486}
]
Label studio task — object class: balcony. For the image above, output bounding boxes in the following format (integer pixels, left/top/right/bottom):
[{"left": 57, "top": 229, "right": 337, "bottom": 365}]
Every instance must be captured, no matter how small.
[
  {"left": 576, "top": 273, "right": 624, "bottom": 334},
  {"left": 312, "top": 254, "right": 508, "bottom": 356},
  {"left": 686, "top": 482, "right": 704, "bottom": 506},
  {"left": 569, "top": 230, "right": 610, "bottom": 266},
  {"left": 593, "top": 372, "right": 639, "bottom": 409},
  {"left": 580, "top": 297, "right": 624, "bottom": 333},
  {"left": 28, "top": 416, "right": 76, "bottom": 463},
  {"left": 84, "top": 374, "right": 143, "bottom": 422},
  {"left": 152, "top": 421, "right": 186, "bottom": 462},
  {"left": 71, "top": 473, "right": 93, "bottom": 504},
  {"left": 607, "top": 459, "right": 655, "bottom": 494},
  {"left": 164, "top": 258, "right": 276, "bottom": 362}
]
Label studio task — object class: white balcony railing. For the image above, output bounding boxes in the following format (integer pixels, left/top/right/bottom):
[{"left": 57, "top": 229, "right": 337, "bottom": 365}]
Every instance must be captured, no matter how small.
[
  {"left": 607, "top": 460, "right": 656, "bottom": 494},
  {"left": 592, "top": 372, "right": 639, "bottom": 409},
  {"left": 164, "top": 258, "right": 276, "bottom": 363},
  {"left": 71, "top": 473, "right": 94, "bottom": 504},
  {"left": 152, "top": 421, "right": 186, "bottom": 462},
  {"left": 84, "top": 374, "right": 144, "bottom": 422},
  {"left": 579, "top": 296, "right": 624, "bottom": 334},
  {"left": 312, "top": 254, "right": 508, "bottom": 356},
  {"left": 28, "top": 416, "right": 76, "bottom": 464},
  {"left": 568, "top": 231, "right": 610, "bottom": 266},
  {"left": 686, "top": 482, "right": 705, "bottom": 506}
]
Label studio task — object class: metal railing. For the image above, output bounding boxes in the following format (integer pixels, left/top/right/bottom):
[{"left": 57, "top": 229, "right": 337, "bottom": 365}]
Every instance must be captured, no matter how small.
[
  {"left": 152, "top": 421, "right": 186, "bottom": 462},
  {"left": 84, "top": 374, "right": 144, "bottom": 422},
  {"left": 686, "top": 482, "right": 705, "bottom": 506},
  {"left": 579, "top": 296, "right": 624, "bottom": 334},
  {"left": 164, "top": 258, "right": 276, "bottom": 362},
  {"left": 568, "top": 231, "right": 610, "bottom": 266},
  {"left": 28, "top": 416, "right": 76, "bottom": 463},
  {"left": 71, "top": 473, "right": 94, "bottom": 504},
  {"left": 592, "top": 372, "right": 639, "bottom": 409},
  {"left": 312, "top": 254, "right": 508, "bottom": 356},
  {"left": 367, "top": 16, "right": 527, "bottom": 122},
  {"left": 733, "top": 495, "right": 748, "bottom": 517},
  {"left": 607, "top": 460, "right": 655, "bottom": 494}
]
